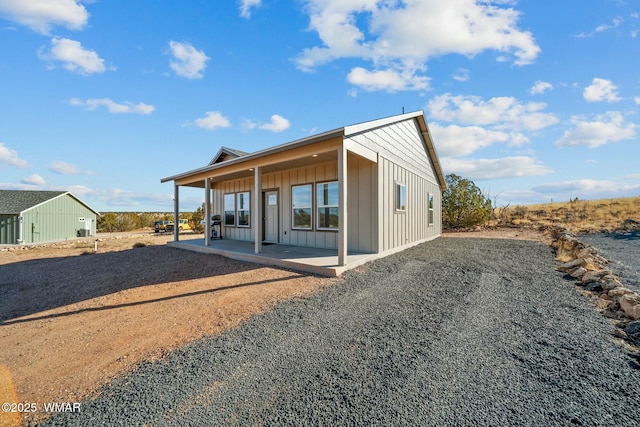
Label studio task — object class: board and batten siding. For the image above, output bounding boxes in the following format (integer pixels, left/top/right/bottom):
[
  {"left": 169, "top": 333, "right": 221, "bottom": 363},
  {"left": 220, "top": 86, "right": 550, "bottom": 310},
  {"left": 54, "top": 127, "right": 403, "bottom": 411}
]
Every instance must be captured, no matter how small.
[
  {"left": 347, "top": 152, "right": 377, "bottom": 253},
  {"left": 0, "top": 215, "right": 19, "bottom": 245},
  {"left": 212, "top": 157, "right": 378, "bottom": 252},
  {"left": 213, "top": 161, "right": 340, "bottom": 249},
  {"left": 378, "top": 157, "right": 441, "bottom": 252},
  {"left": 21, "top": 194, "right": 97, "bottom": 244},
  {"left": 346, "top": 118, "right": 441, "bottom": 253},
  {"left": 345, "top": 118, "right": 437, "bottom": 183}
]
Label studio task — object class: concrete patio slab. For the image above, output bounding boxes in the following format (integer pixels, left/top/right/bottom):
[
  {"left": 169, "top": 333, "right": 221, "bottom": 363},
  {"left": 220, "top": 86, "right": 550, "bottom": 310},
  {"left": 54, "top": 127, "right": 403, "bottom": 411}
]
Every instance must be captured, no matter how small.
[{"left": 167, "top": 238, "right": 377, "bottom": 276}]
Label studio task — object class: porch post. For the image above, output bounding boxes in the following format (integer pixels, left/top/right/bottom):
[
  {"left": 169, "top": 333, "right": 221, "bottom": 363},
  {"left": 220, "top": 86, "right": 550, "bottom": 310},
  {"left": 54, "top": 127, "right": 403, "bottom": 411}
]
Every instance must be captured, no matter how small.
[
  {"left": 204, "top": 178, "right": 211, "bottom": 245},
  {"left": 173, "top": 183, "right": 179, "bottom": 242},
  {"left": 254, "top": 167, "right": 262, "bottom": 254},
  {"left": 338, "top": 147, "right": 347, "bottom": 266}
]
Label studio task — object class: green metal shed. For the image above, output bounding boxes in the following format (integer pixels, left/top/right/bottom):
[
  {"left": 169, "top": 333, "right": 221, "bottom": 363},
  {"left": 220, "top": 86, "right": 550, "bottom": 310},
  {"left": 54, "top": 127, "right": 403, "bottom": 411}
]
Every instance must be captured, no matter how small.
[{"left": 0, "top": 190, "right": 100, "bottom": 244}]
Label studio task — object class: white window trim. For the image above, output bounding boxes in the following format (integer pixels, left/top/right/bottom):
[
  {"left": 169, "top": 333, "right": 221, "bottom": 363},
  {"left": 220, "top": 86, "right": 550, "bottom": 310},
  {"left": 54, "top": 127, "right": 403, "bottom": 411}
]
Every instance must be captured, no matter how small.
[
  {"left": 428, "top": 193, "right": 434, "bottom": 225},
  {"left": 316, "top": 180, "right": 339, "bottom": 231},
  {"left": 223, "top": 193, "right": 236, "bottom": 227},
  {"left": 395, "top": 182, "right": 406, "bottom": 212},
  {"left": 237, "top": 191, "right": 251, "bottom": 228},
  {"left": 291, "top": 183, "right": 313, "bottom": 230}
]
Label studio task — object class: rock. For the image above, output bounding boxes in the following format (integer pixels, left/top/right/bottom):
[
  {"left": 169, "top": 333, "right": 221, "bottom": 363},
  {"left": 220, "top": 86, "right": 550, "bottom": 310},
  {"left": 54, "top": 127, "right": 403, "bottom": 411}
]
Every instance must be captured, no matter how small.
[
  {"left": 585, "top": 282, "right": 603, "bottom": 292},
  {"left": 609, "top": 287, "right": 635, "bottom": 297},
  {"left": 601, "top": 278, "right": 622, "bottom": 291},
  {"left": 625, "top": 321, "right": 640, "bottom": 336},
  {"left": 577, "top": 247, "right": 598, "bottom": 258},
  {"left": 580, "top": 269, "right": 610, "bottom": 284},
  {"left": 614, "top": 329, "right": 628, "bottom": 339},
  {"left": 620, "top": 293, "right": 640, "bottom": 320},
  {"left": 568, "top": 267, "right": 587, "bottom": 279},
  {"left": 595, "top": 296, "right": 612, "bottom": 310},
  {"left": 557, "top": 259, "right": 584, "bottom": 273},
  {"left": 593, "top": 254, "right": 609, "bottom": 264}
]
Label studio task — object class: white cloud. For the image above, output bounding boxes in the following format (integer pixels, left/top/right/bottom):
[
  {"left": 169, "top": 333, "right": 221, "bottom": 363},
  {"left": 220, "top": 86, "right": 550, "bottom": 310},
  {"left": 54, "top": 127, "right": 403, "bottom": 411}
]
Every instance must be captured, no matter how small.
[
  {"left": 634, "top": 96, "right": 640, "bottom": 105},
  {"left": 239, "top": 0, "right": 261, "bottom": 19},
  {"left": 69, "top": 98, "right": 155, "bottom": 114},
  {"left": 595, "top": 16, "right": 623, "bottom": 33},
  {"left": 49, "top": 160, "right": 92, "bottom": 175},
  {"left": 296, "top": 0, "right": 540, "bottom": 91},
  {"left": 451, "top": 68, "right": 469, "bottom": 82},
  {"left": 21, "top": 174, "right": 46, "bottom": 185},
  {"left": 442, "top": 156, "right": 552, "bottom": 180},
  {"left": 0, "top": 142, "right": 28, "bottom": 168},
  {"left": 39, "top": 37, "right": 105, "bottom": 75},
  {"left": 347, "top": 67, "right": 429, "bottom": 92},
  {"left": 0, "top": 0, "right": 89, "bottom": 34},
  {"left": 530, "top": 80, "right": 553, "bottom": 95},
  {"left": 168, "top": 40, "right": 209, "bottom": 79},
  {"left": 531, "top": 179, "right": 640, "bottom": 199},
  {"left": 190, "top": 111, "right": 231, "bottom": 130},
  {"left": 427, "top": 93, "right": 558, "bottom": 131},
  {"left": 243, "top": 114, "right": 291, "bottom": 132},
  {"left": 576, "top": 16, "right": 628, "bottom": 38},
  {"left": 259, "top": 114, "right": 290, "bottom": 132},
  {"left": 583, "top": 78, "right": 622, "bottom": 102},
  {"left": 428, "top": 123, "right": 511, "bottom": 157},
  {"left": 556, "top": 111, "right": 637, "bottom": 148}
]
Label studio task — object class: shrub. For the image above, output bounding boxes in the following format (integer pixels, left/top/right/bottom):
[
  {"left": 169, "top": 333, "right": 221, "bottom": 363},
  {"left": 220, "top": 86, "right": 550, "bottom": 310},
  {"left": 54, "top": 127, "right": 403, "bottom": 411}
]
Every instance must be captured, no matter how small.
[{"left": 442, "top": 174, "right": 492, "bottom": 229}]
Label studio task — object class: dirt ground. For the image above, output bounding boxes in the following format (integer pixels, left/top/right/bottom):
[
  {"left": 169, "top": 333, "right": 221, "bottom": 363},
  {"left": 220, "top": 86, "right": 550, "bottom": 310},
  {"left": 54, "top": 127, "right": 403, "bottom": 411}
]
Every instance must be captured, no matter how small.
[{"left": 0, "top": 227, "right": 544, "bottom": 426}]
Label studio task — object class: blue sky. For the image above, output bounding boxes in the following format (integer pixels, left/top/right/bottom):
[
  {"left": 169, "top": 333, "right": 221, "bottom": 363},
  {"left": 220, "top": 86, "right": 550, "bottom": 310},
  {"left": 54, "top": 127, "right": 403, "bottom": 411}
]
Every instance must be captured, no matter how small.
[{"left": 0, "top": 0, "right": 638, "bottom": 212}]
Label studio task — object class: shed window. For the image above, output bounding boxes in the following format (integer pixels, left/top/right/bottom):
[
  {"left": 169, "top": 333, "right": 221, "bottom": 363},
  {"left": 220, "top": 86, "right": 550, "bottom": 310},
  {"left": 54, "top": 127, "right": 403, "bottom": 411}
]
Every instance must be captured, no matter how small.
[
  {"left": 292, "top": 184, "right": 312, "bottom": 229},
  {"left": 317, "top": 181, "right": 338, "bottom": 230},
  {"left": 237, "top": 192, "right": 250, "bottom": 227},
  {"left": 396, "top": 183, "right": 406, "bottom": 211},
  {"left": 428, "top": 193, "right": 434, "bottom": 225},
  {"left": 223, "top": 193, "right": 235, "bottom": 226}
]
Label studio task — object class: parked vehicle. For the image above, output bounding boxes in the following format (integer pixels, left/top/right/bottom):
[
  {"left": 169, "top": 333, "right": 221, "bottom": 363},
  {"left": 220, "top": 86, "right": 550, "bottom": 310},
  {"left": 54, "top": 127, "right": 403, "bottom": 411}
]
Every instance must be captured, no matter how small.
[
  {"left": 177, "top": 218, "right": 191, "bottom": 231},
  {"left": 154, "top": 220, "right": 174, "bottom": 233}
]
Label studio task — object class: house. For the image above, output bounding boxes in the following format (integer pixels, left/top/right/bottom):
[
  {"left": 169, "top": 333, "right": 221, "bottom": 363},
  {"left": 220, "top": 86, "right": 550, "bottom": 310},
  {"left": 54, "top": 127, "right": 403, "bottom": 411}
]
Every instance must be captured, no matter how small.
[
  {"left": 0, "top": 190, "right": 99, "bottom": 244},
  {"left": 161, "top": 111, "right": 446, "bottom": 274}
]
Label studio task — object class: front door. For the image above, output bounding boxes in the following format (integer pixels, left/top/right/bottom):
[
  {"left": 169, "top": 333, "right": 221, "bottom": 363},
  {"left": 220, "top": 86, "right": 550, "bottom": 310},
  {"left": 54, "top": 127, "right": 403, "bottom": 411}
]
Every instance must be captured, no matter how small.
[{"left": 263, "top": 190, "right": 278, "bottom": 242}]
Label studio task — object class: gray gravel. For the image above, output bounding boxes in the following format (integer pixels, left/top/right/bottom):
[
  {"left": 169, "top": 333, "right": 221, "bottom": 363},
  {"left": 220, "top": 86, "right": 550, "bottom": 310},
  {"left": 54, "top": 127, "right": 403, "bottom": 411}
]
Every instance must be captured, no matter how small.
[
  {"left": 580, "top": 231, "right": 640, "bottom": 293},
  {"left": 38, "top": 238, "right": 640, "bottom": 427}
]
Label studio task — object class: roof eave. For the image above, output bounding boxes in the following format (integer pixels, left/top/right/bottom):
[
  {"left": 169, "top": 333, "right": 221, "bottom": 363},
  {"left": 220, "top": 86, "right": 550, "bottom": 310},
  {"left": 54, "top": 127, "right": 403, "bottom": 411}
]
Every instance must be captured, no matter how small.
[
  {"left": 416, "top": 115, "right": 447, "bottom": 191},
  {"left": 161, "top": 127, "right": 345, "bottom": 184},
  {"left": 21, "top": 191, "right": 101, "bottom": 216}
]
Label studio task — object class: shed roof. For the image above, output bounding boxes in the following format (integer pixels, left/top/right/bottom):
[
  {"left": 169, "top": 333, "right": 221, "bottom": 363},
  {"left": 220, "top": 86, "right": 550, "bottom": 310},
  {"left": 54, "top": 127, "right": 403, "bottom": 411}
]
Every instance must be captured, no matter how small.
[{"left": 0, "top": 190, "right": 100, "bottom": 215}]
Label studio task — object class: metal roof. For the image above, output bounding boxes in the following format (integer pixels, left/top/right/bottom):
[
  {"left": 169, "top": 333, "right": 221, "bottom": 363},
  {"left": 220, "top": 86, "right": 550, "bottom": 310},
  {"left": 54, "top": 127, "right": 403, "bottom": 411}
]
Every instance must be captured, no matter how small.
[
  {"left": 208, "top": 147, "right": 251, "bottom": 165},
  {"left": 162, "top": 111, "right": 446, "bottom": 190},
  {"left": 0, "top": 190, "right": 100, "bottom": 215}
]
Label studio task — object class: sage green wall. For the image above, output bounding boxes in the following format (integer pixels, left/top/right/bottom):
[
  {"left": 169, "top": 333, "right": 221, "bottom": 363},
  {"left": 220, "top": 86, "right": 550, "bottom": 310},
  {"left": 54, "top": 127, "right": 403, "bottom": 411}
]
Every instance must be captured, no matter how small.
[
  {"left": 0, "top": 214, "right": 19, "bottom": 245},
  {"left": 21, "top": 194, "right": 97, "bottom": 244}
]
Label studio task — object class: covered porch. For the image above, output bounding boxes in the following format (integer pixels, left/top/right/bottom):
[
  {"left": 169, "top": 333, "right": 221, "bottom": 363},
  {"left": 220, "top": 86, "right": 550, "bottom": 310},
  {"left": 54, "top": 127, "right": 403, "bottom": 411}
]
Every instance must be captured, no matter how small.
[
  {"left": 164, "top": 131, "right": 380, "bottom": 269},
  {"left": 168, "top": 237, "right": 379, "bottom": 277}
]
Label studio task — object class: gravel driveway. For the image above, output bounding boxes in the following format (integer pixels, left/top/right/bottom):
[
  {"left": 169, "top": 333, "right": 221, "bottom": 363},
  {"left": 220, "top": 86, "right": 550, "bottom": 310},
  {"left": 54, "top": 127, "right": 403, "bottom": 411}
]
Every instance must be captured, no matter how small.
[
  {"left": 38, "top": 238, "right": 640, "bottom": 427},
  {"left": 580, "top": 231, "right": 640, "bottom": 293}
]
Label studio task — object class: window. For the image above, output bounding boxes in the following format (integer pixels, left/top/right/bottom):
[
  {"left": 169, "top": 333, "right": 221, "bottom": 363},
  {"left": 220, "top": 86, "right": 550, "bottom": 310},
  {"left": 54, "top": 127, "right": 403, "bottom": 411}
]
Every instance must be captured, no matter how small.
[
  {"left": 428, "top": 193, "right": 434, "bottom": 225},
  {"left": 237, "top": 192, "right": 250, "bottom": 227},
  {"left": 317, "top": 181, "right": 339, "bottom": 230},
  {"left": 292, "top": 184, "right": 312, "bottom": 229},
  {"left": 223, "top": 193, "right": 235, "bottom": 226},
  {"left": 396, "top": 183, "right": 406, "bottom": 211}
]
